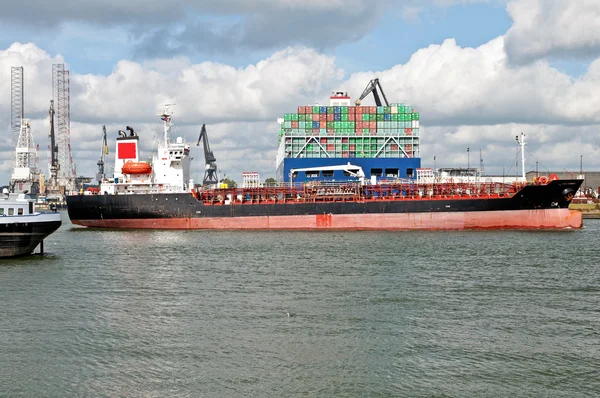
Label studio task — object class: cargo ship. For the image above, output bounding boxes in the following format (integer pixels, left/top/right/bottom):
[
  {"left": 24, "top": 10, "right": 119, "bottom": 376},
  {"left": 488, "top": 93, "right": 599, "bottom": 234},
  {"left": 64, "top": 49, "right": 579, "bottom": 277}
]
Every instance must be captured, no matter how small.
[{"left": 66, "top": 89, "right": 583, "bottom": 230}]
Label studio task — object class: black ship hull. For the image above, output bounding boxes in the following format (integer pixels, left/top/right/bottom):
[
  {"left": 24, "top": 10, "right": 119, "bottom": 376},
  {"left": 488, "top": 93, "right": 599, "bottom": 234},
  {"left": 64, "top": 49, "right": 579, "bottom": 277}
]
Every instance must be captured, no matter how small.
[
  {"left": 66, "top": 180, "right": 583, "bottom": 230},
  {"left": 0, "top": 218, "right": 62, "bottom": 258}
]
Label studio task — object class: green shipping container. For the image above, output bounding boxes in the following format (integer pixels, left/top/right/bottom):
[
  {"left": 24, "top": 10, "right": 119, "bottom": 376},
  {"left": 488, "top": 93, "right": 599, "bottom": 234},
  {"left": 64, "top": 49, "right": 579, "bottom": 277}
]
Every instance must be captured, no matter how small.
[
  {"left": 327, "top": 121, "right": 334, "bottom": 128},
  {"left": 384, "top": 106, "right": 391, "bottom": 113},
  {"left": 292, "top": 114, "right": 298, "bottom": 121},
  {"left": 413, "top": 113, "right": 420, "bottom": 120},
  {"left": 312, "top": 106, "right": 319, "bottom": 113},
  {"left": 362, "top": 114, "right": 370, "bottom": 121},
  {"left": 341, "top": 106, "right": 348, "bottom": 114},
  {"left": 341, "top": 114, "right": 348, "bottom": 121}
]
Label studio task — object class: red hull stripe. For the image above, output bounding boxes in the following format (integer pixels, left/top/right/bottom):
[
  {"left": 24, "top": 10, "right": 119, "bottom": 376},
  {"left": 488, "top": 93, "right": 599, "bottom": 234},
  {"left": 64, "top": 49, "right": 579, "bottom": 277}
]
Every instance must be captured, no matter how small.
[{"left": 71, "top": 209, "right": 582, "bottom": 230}]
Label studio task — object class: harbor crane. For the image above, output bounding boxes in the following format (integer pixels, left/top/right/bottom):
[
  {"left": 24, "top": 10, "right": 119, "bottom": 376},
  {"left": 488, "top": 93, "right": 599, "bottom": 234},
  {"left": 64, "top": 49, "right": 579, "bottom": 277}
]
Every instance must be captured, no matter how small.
[
  {"left": 48, "top": 100, "right": 60, "bottom": 187},
  {"left": 96, "top": 125, "right": 108, "bottom": 183},
  {"left": 196, "top": 124, "right": 219, "bottom": 186},
  {"left": 354, "top": 78, "right": 389, "bottom": 107}
]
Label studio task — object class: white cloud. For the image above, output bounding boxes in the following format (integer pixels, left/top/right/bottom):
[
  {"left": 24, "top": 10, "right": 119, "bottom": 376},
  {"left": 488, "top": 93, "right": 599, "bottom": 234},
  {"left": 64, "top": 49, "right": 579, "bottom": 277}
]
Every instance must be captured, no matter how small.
[
  {"left": 505, "top": 0, "right": 600, "bottom": 64},
  {"left": 345, "top": 37, "right": 600, "bottom": 126},
  {"left": 2, "top": 37, "right": 600, "bottom": 185}
]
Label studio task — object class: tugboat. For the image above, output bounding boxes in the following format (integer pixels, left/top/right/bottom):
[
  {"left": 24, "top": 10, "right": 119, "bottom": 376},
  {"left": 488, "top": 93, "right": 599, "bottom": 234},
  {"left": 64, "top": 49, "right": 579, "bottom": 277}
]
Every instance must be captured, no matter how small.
[{"left": 0, "top": 190, "right": 62, "bottom": 258}]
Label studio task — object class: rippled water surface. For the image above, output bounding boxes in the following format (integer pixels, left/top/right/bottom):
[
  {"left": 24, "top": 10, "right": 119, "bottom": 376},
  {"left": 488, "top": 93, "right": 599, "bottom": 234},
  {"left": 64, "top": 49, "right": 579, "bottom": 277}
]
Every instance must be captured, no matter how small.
[{"left": 1, "top": 213, "right": 599, "bottom": 397}]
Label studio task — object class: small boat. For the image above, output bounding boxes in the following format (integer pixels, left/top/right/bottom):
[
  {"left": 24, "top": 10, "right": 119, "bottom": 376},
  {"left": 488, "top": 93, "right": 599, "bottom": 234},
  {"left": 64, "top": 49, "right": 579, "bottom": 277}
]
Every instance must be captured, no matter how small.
[{"left": 0, "top": 191, "right": 62, "bottom": 258}]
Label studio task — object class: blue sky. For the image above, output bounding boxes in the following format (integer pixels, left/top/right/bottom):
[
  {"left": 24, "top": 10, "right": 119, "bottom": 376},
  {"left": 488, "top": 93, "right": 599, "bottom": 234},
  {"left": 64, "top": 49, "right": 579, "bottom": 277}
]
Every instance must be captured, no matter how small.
[{"left": 0, "top": 0, "right": 599, "bottom": 182}]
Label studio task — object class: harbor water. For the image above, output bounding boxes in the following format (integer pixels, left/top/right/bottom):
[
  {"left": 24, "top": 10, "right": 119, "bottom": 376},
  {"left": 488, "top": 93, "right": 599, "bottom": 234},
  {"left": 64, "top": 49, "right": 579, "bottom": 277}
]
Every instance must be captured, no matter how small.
[{"left": 1, "top": 213, "right": 599, "bottom": 397}]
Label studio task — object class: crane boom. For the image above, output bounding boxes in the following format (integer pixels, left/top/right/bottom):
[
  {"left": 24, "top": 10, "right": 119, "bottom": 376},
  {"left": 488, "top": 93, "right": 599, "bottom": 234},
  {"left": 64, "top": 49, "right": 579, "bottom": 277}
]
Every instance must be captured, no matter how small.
[
  {"left": 196, "top": 124, "right": 219, "bottom": 186},
  {"left": 354, "top": 78, "right": 389, "bottom": 107}
]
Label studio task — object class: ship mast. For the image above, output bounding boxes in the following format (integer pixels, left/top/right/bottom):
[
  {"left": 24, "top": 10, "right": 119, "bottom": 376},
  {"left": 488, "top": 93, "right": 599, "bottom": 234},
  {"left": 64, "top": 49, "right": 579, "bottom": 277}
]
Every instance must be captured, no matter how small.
[
  {"left": 516, "top": 132, "right": 526, "bottom": 182},
  {"left": 158, "top": 104, "right": 174, "bottom": 146}
]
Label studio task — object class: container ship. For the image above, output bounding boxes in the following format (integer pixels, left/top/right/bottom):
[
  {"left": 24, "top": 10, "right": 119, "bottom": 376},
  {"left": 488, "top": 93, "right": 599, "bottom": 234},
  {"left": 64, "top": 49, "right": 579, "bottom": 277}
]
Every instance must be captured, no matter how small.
[{"left": 65, "top": 84, "right": 583, "bottom": 230}]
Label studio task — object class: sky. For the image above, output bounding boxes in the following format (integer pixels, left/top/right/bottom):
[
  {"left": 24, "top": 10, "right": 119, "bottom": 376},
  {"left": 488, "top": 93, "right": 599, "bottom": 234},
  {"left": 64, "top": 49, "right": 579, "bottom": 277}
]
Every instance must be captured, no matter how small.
[{"left": 1, "top": 0, "right": 600, "bottom": 184}]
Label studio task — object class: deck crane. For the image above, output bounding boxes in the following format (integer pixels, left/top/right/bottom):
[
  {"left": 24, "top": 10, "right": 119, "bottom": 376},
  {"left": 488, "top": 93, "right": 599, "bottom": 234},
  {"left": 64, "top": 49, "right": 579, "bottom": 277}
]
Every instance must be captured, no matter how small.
[
  {"left": 96, "top": 125, "right": 108, "bottom": 183},
  {"left": 354, "top": 78, "right": 389, "bottom": 107},
  {"left": 196, "top": 124, "right": 219, "bottom": 186}
]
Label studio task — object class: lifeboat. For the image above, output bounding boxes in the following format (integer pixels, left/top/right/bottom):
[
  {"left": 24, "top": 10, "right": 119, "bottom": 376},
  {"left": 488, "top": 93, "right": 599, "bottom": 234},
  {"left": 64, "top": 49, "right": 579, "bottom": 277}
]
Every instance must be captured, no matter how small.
[{"left": 122, "top": 161, "right": 152, "bottom": 175}]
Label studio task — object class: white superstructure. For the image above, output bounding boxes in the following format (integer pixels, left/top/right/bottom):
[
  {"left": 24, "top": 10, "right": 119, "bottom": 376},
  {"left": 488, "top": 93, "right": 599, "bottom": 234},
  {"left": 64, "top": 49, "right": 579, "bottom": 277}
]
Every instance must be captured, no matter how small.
[{"left": 99, "top": 105, "right": 193, "bottom": 195}]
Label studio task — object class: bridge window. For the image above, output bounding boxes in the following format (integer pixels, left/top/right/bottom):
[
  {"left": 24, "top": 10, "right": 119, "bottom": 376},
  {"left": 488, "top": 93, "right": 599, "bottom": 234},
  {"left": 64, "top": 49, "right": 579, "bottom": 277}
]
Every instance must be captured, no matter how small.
[
  {"left": 306, "top": 171, "right": 319, "bottom": 178},
  {"left": 322, "top": 170, "right": 334, "bottom": 177},
  {"left": 18, "top": 208, "right": 23, "bottom": 215},
  {"left": 407, "top": 168, "right": 414, "bottom": 178},
  {"left": 385, "top": 168, "right": 399, "bottom": 177},
  {"left": 0, "top": 208, "right": 3, "bottom": 215},
  {"left": 8, "top": 208, "right": 14, "bottom": 216},
  {"left": 371, "top": 168, "right": 383, "bottom": 177}
]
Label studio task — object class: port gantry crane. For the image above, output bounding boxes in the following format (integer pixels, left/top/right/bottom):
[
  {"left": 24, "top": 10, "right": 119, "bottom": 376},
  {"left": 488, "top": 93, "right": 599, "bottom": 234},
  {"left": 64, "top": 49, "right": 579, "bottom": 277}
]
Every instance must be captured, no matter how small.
[
  {"left": 96, "top": 125, "right": 108, "bottom": 183},
  {"left": 354, "top": 78, "right": 389, "bottom": 107},
  {"left": 196, "top": 124, "right": 219, "bottom": 186}
]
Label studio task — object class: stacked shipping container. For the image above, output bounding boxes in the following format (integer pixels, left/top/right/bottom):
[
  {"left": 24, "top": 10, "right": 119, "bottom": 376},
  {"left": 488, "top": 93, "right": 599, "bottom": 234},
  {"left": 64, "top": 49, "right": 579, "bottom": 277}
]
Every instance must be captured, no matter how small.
[{"left": 278, "top": 104, "right": 420, "bottom": 159}]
